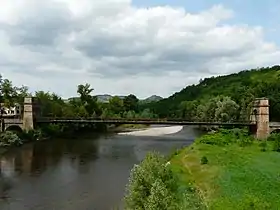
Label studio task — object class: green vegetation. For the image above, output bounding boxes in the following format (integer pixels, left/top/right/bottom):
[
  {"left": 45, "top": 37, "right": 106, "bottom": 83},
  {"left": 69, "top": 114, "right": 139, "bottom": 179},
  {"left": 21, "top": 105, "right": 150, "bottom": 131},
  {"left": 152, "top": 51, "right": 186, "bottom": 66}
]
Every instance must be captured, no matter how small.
[
  {"left": 0, "top": 131, "right": 22, "bottom": 147},
  {"left": 0, "top": 74, "right": 158, "bottom": 120},
  {"left": 124, "top": 152, "right": 205, "bottom": 210},
  {"left": 168, "top": 129, "right": 280, "bottom": 209},
  {"left": 143, "top": 65, "right": 280, "bottom": 121}
]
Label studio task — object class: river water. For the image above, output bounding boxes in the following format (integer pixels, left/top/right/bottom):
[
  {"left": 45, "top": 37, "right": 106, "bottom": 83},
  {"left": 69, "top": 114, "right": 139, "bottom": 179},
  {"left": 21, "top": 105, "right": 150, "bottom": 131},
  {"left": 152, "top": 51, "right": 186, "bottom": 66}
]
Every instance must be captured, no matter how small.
[{"left": 0, "top": 126, "right": 203, "bottom": 210}]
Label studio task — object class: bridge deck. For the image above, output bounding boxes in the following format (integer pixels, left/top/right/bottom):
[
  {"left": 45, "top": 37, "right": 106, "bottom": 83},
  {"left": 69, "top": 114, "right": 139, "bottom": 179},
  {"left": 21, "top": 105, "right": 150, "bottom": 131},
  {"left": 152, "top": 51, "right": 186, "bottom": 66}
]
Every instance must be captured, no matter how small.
[{"left": 36, "top": 118, "right": 255, "bottom": 126}]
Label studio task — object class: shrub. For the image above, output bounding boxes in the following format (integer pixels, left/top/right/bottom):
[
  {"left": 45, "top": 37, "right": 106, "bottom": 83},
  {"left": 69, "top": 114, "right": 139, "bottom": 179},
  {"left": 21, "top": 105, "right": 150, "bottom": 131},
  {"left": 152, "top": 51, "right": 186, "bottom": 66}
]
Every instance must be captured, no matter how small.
[
  {"left": 267, "top": 133, "right": 280, "bottom": 142},
  {"left": 198, "top": 128, "right": 253, "bottom": 147},
  {"left": 201, "top": 156, "right": 208, "bottom": 165},
  {"left": 273, "top": 138, "right": 280, "bottom": 152},
  {"left": 19, "top": 129, "right": 43, "bottom": 142},
  {"left": 237, "top": 136, "right": 254, "bottom": 147},
  {"left": 198, "top": 132, "right": 233, "bottom": 146},
  {"left": 259, "top": 141, "right": 267, "bottom": 152},
  {"left": 40, "top": 124, "right": 62, "bottom": 136},
  {"left": 0, "top": 131, "right": 22, "bottom": 147},
  {"left": 124, "top": 152, "right": 179, "bottom": 210}
]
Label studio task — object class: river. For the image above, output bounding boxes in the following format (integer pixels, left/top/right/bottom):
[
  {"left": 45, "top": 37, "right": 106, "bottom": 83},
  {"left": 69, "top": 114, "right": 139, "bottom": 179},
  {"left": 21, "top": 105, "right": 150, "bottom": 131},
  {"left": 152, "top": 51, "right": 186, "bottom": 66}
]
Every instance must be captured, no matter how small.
[{"left": 0, "top": 126, "right": 203, "bottom": 210}]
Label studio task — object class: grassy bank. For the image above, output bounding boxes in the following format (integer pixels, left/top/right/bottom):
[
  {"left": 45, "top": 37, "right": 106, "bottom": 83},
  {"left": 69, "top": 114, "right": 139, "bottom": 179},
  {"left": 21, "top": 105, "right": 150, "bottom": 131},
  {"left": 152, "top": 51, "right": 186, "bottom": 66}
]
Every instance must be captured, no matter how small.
[
  {"left": 124, "top": 129, "right": 280, "bottom": 209},
  {"left": 170, "top": 130, "right": 280, "bottom": 209}
]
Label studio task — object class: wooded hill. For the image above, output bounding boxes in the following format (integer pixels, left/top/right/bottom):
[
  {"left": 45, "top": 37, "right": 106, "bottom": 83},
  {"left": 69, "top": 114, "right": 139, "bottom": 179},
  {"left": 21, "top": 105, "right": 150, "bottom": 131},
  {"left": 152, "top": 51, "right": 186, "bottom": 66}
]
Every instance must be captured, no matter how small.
[{"left": 143, "top": 65, "right": 280, "bottom": 121}]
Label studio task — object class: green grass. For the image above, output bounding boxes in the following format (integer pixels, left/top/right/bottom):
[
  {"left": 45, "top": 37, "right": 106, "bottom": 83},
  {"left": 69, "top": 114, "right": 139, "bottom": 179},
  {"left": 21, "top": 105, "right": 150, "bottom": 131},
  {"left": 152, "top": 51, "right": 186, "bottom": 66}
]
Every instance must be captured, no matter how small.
[
  {"left": 170, "top": 147, "right": 207, "bottom": 209},
  {"left": 170, "top": 132, "right": 280, "bottom": 210}
]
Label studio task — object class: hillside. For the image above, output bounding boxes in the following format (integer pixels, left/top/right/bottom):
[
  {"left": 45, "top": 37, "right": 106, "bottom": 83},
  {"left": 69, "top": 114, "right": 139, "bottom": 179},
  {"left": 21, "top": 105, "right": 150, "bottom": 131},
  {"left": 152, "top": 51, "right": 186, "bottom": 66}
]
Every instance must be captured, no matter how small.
[
  {"left": 140, "top": 95, "right": 163, "bottom": 104},
  {"left": 145, "top": 65, "right": 280, "bottom": 120}
]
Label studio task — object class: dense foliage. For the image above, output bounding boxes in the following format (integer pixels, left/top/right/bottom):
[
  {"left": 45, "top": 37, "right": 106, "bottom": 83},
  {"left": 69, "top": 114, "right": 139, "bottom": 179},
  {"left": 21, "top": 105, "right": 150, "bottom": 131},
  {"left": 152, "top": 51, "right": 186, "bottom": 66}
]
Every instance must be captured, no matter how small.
[
  {"left": 198, "top": 129, "right": 253, "bottom": 147},
  {"left": 0, "top": 131, "right": 22, "bottom": 147},
  {"left": 0, "top": 75, "right": 157, "bottom": 120},
  {"left": 143, "top": 65, "right": 280, "bottom": 121},
  {"left": 124, "top": 152, "right": 204, "bottom": 210}
]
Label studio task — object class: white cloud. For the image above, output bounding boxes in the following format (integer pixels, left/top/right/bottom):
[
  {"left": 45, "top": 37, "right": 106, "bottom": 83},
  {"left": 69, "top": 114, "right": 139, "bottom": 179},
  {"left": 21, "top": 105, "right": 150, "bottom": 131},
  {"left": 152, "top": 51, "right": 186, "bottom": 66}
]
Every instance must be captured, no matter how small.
[{"left": 0, "top": 0, "right": 279, "bottom": 99}]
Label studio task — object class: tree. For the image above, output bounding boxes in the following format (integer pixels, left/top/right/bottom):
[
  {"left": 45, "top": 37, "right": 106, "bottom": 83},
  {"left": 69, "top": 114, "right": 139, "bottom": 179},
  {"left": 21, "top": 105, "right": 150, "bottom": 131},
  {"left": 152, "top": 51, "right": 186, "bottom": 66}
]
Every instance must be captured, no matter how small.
[
  {"left": 123, "top": 110, "right": 136, "bottom": 119},
  {"left": 195, "top": 96, "right": 239, "bottom": 122},
  {"left": 77, "top": 83, "right": 98, "bottom": 116},
  {"left": 0, "top": 79, "right": 17, "bottom": 107},
  {"left": 179, "top": 100, "right": 198, "bottom": 120},
  {"left": 35, "top": 91, "right": 53, "bottom": 116},
  {"left": 214, "top": 97, "right": 239, "bottom": 122},
  {"left": 140, "top": 109, "right": 154, "bottom": 118},
  {"left": 145, "top": 179, "right": 177, "bottom": 210},
  {"left": 77, "top": 83, "right": 94, "bottom": 102},
  {"left": 16, "top": 85, "right": 31, "bottom": 104},
  {"left": 124, "top": 94, "right": 139, "bottom": 112},
  {"left": 108, "top": 96, "right": 124, "bottom": 115},
  {"left": 125, "top": 152, "right": 178, "bottom": 210}
]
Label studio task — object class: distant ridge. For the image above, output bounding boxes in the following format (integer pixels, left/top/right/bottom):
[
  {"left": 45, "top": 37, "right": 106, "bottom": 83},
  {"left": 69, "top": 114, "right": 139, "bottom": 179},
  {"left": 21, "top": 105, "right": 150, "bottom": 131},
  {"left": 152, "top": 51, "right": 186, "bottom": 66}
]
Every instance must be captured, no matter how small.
[
  {"left": 142, "top": 95, "right": 163, "bottom": 103},
  {"left": 65, "top": 94, "right": 163, "bottom": 103}
]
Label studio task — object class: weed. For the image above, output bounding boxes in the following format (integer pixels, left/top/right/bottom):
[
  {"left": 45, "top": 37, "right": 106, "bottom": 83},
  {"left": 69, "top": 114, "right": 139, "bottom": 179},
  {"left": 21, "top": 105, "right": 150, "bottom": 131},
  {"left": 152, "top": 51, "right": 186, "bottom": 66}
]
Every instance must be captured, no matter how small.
[{"left": 201, "top": 156, "right": 208, "bottom": 165}]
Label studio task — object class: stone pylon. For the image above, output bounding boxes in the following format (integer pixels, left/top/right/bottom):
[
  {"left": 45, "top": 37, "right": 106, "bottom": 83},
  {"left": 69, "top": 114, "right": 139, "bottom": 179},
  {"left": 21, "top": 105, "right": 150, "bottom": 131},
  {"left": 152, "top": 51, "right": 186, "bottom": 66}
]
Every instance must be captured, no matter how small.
[
  {"left": 250, "top": 98, "right": 270, "bottom": 139},
  {"left": 23, "top": 97, "right": 35, "bottom": 131}
]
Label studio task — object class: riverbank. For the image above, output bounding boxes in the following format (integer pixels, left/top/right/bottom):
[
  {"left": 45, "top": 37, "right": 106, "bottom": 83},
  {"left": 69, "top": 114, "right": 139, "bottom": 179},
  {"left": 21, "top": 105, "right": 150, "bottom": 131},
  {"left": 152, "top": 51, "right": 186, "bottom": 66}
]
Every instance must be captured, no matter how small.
[
  {"left": 169, "top": 130, "right": 280, "bottom": 209},
  {"left": 124, "top": 128, "right": 280, "bottom": 209}
]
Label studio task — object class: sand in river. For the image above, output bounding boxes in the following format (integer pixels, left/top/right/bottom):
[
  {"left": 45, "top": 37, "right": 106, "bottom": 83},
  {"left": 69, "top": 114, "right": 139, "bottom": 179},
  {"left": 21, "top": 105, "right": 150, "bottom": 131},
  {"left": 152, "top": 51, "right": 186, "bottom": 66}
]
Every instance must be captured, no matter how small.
[{"left": 118, "top": 126, "right": 183, "bottom": 136}]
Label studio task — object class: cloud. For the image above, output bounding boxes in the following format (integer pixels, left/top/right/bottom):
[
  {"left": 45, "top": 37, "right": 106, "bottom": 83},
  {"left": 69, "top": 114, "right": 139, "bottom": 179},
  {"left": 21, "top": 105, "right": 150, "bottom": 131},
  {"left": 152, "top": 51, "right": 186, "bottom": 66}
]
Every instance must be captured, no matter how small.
[{"left": 0, "top": 0, "right": 279, "bottom": 98}]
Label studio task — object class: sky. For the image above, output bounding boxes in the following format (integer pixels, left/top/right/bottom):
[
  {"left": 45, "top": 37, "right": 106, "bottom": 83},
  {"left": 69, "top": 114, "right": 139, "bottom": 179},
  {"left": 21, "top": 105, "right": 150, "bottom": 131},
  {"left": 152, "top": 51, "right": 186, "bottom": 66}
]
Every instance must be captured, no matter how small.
[{"left": 0, "top": 0, "right": 279, "bottom": 99}]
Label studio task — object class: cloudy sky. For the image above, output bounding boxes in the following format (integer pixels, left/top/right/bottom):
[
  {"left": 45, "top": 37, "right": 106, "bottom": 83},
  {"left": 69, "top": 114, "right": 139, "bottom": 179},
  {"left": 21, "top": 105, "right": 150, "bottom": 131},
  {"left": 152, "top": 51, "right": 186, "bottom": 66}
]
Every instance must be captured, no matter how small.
[{"left": 0, "top": 0, "right": 279, "bottom": 99}]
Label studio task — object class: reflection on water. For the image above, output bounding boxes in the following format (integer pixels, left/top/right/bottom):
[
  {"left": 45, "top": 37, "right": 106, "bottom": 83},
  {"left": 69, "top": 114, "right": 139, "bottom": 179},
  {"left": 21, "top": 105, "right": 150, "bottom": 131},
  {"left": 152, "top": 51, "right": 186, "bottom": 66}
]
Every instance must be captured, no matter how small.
[{"left": 0, "top": 126, "right": 203, "bottom": 210}]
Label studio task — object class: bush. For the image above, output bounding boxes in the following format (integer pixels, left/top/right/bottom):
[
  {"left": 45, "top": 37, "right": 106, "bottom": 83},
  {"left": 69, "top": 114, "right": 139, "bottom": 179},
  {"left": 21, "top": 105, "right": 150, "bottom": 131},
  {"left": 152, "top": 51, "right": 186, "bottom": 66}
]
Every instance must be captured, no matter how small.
[
  {"left": 273, "top": 138, "right": 280, "bottom": 152},
  {"left": 259, "top": 141, "right": 267, "bottom": 152},
  {"left": 237, "top": 136, "right": 254, "bottom": 147},
  {"left": 267, "top": 133, "right": 280, "bottom": 142},
  {"left": 124, "top": 152, "right": 179, "bottom": 210},
  {"left": 19, "top": 129, "right": 43, "bottom": 142},
  {"left": 198, "top": 128, "right": 253, "bottom": 147},
  {"left": 201, "top": 156, "right": 208, "bottom": 165},
  {"left": 198, "top": 132, "right": 233, "bottom": 146},
  {"left": 0, "top": 131, "right": 22, "bottom": 147},
  {"left": 40, "top": 124, "right": 62, "bottom": 136}
]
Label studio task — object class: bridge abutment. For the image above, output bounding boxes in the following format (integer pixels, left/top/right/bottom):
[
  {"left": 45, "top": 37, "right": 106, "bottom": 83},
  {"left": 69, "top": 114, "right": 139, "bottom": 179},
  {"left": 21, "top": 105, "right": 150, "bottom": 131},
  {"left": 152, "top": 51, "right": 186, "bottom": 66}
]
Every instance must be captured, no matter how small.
[{"left": 250, "top": 98, "right": 270, "bottom": 139}]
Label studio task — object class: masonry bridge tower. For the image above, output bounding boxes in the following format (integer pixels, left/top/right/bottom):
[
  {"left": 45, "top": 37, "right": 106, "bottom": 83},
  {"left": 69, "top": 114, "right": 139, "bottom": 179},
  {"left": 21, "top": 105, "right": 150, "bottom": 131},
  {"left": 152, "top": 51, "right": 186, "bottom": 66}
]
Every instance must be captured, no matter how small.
[{"left": 250, "top": 98, "right": 270, "bottom": 139}]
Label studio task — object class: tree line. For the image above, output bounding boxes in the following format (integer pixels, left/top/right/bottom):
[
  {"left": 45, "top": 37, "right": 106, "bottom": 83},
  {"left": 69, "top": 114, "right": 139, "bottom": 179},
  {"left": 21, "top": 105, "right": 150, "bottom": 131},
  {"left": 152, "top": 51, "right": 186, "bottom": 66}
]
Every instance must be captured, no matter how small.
[{"left": 0, "top": 75, "right": 157, "bottom": 119}]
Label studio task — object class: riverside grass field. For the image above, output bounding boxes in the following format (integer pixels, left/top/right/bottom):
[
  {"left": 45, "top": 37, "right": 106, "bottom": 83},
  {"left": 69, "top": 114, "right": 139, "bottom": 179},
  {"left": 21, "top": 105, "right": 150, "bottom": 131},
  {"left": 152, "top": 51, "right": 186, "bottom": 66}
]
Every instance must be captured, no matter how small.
[{"left": 170, "top": 129, "right": 280, "bottom": 210}]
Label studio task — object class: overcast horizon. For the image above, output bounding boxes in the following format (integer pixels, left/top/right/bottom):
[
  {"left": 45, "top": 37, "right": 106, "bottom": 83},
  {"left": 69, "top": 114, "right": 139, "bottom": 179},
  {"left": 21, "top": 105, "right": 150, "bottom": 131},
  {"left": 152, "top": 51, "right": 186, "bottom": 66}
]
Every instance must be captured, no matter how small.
[{"left": 0, "top": 0, "right": 279, "bottom": 99}]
